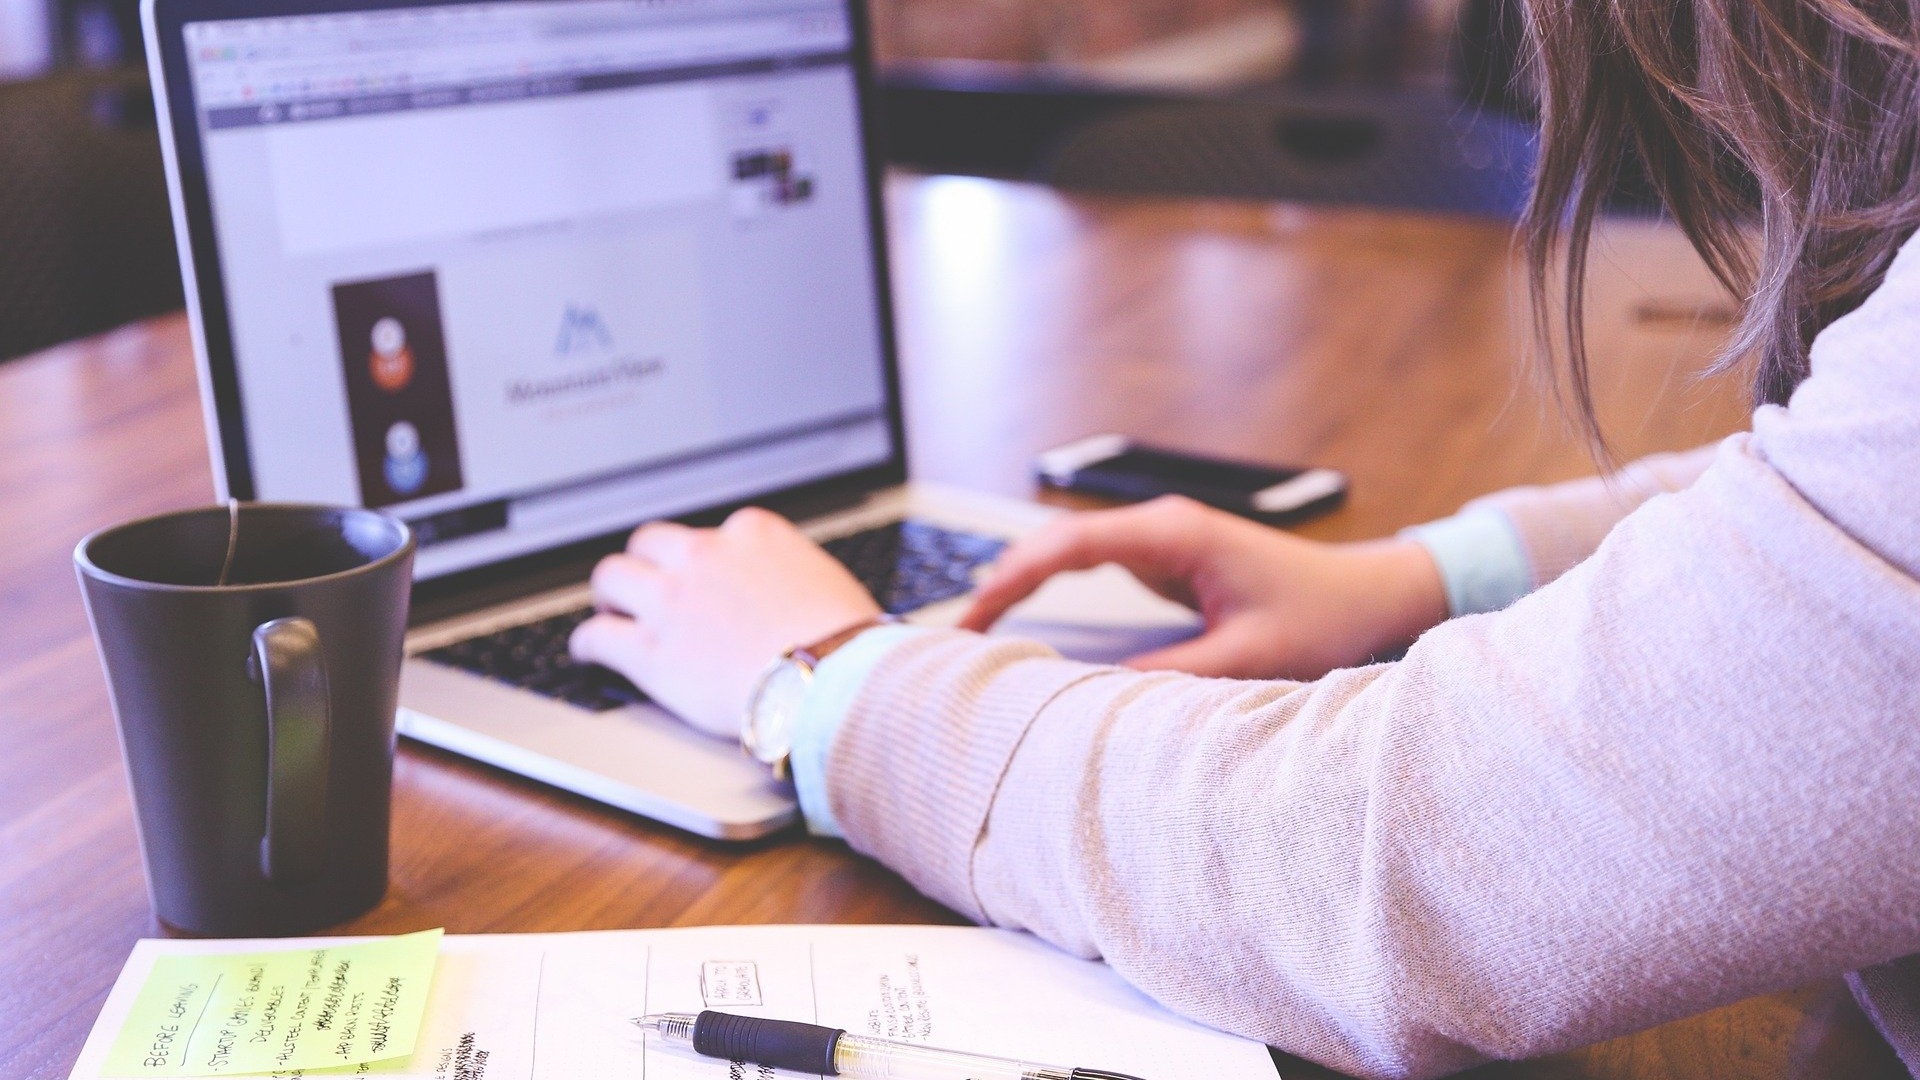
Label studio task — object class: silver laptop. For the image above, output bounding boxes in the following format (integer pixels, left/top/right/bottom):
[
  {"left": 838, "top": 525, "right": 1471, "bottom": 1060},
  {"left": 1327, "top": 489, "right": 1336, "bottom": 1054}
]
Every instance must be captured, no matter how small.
[{"left": 144, "top": 0, "right": 1201, "bottom": 840}]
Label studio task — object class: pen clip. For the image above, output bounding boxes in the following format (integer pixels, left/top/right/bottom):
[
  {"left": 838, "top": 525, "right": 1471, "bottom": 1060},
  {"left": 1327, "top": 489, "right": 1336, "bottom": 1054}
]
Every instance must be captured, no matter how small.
[{"left": 1071, "top": 1071, "right": 1149, "bottom": 1080}]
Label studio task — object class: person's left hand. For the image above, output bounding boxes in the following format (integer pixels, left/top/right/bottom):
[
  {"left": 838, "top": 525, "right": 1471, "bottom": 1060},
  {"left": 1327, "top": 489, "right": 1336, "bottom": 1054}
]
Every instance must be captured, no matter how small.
[{"left": 569, "top": 507, "right": 883, "bottom": 739}]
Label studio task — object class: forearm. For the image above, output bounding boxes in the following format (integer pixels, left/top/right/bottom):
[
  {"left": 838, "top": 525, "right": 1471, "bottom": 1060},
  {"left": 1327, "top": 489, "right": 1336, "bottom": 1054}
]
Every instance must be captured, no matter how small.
[
  {"left": 1461, "top": 444, "right": 1718, "bottom": 589},
  {"left": 825, "top": 441, "right": 1920, "bottom": 1080},
  {"left": 1401, "top": 445, "right": 1720, "bottom": 619}
]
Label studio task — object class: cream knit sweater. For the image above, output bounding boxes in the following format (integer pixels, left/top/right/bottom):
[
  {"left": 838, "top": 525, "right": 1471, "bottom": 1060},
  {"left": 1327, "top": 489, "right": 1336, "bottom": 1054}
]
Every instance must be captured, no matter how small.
[{"left": 819, "top": 235, "right": 1920, "bottom": 1079}]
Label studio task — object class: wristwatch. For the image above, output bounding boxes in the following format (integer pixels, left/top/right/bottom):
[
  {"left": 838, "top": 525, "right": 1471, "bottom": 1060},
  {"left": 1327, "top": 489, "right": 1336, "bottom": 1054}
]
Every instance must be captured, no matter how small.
[{"left": 741, "top": 615, "right": 894, "bottom": 780}]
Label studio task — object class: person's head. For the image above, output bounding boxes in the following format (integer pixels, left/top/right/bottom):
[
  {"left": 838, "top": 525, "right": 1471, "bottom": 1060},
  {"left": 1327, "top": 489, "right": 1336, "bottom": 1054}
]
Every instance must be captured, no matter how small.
[{"left": 1519, "top": 0, "right": 1920, "bottom": 446}]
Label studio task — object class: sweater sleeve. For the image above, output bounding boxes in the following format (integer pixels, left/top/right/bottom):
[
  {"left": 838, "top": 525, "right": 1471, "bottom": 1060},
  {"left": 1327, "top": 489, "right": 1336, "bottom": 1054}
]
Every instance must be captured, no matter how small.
[
  {"left": 823, "top": 242, "right": 1920, "bottom": 1079},
  {"left": 1403, "top": 444, "right": 1714, "bottom": 616},
  {"left": 1464, "top": 445, "right": 1717, "bottom": 589},
  {"left": 1400, "top": 506, "right": 1534, "bottom": 616}
]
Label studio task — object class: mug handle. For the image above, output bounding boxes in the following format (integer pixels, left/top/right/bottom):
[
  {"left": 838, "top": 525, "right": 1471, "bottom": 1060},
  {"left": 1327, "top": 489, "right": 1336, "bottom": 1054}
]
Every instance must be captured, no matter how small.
[{"left": 252, "top": 617, "right": 332, "bottom": 884}]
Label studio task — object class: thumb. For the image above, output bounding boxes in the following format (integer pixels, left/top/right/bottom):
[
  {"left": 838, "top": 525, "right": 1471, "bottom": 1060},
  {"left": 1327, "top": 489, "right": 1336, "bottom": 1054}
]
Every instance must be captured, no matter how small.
[
  {"left": 1123, "top": 623, "right": 1270, "bottom": 680},
  {"left": 959, "top": 500, "right": 1204, "bottom": 632}
]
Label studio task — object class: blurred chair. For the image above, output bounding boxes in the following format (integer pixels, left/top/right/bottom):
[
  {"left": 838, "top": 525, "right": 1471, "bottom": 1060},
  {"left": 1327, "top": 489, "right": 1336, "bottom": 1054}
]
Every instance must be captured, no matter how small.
[
  {"left": 0, "top": 66, "right": 182, "bottom": 361},
  {"left": 879, "top": 68, "right": 1537, "bottom": 219},
  {"left": 878, "top": 70, "right": 1165, "bottom": 180},
  {"left": 1037, "top": 86, "right": 1534, "bottom": 217}
]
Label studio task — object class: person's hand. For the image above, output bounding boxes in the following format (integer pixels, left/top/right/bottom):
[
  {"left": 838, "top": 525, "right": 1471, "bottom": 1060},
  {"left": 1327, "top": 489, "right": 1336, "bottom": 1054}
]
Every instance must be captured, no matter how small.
[
  {"left": 959, "top": 496, "right": 1449, "bottom": 680},
  {"left": 569, "top": 507, "right": 882, "bottom": 738}
]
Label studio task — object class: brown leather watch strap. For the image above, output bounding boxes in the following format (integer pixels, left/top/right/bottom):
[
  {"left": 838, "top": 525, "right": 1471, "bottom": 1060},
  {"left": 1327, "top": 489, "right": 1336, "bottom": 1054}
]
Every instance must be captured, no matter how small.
[{"left": 791, "top": 614, "right": 898, "bottom": 667}]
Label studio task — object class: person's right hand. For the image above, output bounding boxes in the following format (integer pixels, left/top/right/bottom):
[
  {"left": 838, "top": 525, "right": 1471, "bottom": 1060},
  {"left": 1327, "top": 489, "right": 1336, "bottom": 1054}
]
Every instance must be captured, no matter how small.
[{"left": 959, "top": 496, "right": 1451, "bottom": 681}]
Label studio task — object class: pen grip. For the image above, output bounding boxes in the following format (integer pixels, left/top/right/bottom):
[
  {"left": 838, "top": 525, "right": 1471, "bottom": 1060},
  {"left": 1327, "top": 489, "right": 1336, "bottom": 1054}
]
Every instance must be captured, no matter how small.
[{"left": 693, "top": 1010, "right": 842, "bottom": 1075}]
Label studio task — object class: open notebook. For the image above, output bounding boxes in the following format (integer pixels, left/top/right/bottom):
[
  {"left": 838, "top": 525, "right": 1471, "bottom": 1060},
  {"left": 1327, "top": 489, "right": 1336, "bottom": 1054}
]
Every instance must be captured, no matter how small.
[{"left": 69, "top": 924, "right": 1279, "bottom": 1079}]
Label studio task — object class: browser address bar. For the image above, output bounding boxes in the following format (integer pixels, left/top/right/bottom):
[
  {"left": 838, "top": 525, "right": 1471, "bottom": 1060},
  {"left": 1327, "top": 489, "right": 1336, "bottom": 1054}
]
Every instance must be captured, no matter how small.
[{"left": 195, "top": 11, "right": 850, "bottom": 106}]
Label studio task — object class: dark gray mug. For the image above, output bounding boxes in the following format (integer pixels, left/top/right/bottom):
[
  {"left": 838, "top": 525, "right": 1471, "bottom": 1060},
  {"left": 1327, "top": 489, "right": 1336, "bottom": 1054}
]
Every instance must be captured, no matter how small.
[{"left": 75, "top": 503, "right": 414, "bottom": 936}]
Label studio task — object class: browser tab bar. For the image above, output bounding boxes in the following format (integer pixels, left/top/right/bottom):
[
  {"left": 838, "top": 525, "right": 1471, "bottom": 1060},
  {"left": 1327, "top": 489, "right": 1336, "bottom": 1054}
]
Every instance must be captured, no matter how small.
[{"left": 186, "top": 0, "right": 850, "bottom": 112}]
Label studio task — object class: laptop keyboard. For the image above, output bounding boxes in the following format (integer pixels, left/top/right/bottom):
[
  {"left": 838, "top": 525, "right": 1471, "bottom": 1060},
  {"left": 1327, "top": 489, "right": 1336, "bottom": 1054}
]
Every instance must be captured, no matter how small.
[
  {"left": 820, "top": 519, "right": 1007, "bottom": 617},
  {"left": 420, "top": 606, "right": 646, "bottom": 712},
  {"left": 419, "top": 519, "right": 1005, "bottom": 712}
]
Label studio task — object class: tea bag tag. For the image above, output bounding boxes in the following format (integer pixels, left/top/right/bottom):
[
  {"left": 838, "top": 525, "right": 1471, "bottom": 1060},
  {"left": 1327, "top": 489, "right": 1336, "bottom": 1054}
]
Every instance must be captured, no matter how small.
[{"left": 216, "top": 498, "right": 240, "bottom": 586}]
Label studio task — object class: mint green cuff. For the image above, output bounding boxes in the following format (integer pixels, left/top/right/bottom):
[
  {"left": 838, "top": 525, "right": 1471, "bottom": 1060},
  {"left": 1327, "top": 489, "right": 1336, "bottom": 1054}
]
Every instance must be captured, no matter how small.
[
  {"left": 790, "top": 623, "right": 928, "bottom": 838},
  {"left": 1401, "top": 507, "right": 1533, "bottom": 617}
]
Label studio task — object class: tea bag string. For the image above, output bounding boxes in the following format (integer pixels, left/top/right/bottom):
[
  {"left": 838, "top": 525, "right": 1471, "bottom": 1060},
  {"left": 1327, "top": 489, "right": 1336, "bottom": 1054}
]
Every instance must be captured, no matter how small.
[{"left": 216, "top": 498, "right": 240, "bottom": 587}]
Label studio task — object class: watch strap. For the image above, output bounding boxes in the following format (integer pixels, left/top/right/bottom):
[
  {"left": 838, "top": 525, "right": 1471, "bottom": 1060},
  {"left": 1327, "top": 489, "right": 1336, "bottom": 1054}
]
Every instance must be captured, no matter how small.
[
  {"left": 742, "top": 615, "right": 897, "bottom": 778},
  {"left": 790, "top": 614, "right": 898, "bottom": 669}
]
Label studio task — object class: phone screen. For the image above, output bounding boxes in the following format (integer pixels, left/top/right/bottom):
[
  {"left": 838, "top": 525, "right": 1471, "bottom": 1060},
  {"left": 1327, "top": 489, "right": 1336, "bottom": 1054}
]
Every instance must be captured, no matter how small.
[
  {"left": 1038, "top": 438, "right": 1345, "bottom": 523},
  {"left": 1096, "top": 447, "right": 1303, "bottom": 494}
]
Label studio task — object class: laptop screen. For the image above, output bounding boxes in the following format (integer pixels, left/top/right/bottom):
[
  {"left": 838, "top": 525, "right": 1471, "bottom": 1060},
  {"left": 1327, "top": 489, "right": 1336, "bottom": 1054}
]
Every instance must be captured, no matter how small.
[{"left": 171, "top": 0, "right": 895, "bottom": 579}]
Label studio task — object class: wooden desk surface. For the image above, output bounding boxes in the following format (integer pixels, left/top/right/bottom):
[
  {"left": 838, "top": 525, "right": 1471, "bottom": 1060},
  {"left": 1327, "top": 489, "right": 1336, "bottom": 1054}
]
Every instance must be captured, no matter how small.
[{"left": 1, "top": 173, "right": 1902, "bottom": 1080}]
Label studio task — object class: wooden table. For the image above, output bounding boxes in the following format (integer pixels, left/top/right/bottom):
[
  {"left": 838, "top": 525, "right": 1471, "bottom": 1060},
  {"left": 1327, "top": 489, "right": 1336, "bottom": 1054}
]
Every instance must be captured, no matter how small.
[{"left": 1, "top": 173, "right": 1903, "bottom": 1080}]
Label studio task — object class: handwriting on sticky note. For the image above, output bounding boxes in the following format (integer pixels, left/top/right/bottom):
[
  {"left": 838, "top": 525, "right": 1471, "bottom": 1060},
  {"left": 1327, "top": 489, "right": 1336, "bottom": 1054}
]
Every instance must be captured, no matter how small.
[{"left": 101, "top": 929, "right": 443, "bottom": 1077}]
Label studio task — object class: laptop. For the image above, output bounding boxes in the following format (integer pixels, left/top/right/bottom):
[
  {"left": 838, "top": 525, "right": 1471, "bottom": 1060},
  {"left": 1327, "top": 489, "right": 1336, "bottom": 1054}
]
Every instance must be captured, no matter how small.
[{"left": 143, "top": 0, "right": 1201, "bottom": 840}]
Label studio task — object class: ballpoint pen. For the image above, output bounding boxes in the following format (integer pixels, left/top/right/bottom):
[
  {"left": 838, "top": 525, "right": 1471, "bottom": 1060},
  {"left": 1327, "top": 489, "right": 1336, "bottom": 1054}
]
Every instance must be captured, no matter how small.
[{"left": 632, "top": 1011, "right": 1147, "bottom": 1080}]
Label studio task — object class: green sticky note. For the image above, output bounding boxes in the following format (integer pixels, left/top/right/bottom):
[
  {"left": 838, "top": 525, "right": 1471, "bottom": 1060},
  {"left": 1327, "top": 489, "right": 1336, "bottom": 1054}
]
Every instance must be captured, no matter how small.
[{"left": 101, "top": 929, "right": 444, "bottom": 1077}]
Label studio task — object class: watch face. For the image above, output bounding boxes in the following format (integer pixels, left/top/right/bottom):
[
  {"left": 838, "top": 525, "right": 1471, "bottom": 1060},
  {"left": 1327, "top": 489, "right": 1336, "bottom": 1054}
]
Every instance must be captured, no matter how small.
[{"left": 746, "top": 660, "right": 810, "bottom": 765}]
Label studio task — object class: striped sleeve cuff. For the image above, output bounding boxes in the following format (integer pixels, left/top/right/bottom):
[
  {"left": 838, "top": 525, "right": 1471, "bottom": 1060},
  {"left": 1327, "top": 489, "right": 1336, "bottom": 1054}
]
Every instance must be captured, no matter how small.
[
  {"left": 789, "top": 623, "right": 929, "bottom": 837},
  {"left": 1401, "top": 506, "right": 1533, "bottom": 617}
]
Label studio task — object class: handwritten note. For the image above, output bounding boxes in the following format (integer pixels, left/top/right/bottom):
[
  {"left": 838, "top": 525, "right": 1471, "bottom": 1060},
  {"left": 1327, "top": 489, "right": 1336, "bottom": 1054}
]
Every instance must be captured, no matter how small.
[
  {"left": 100, "top": 929, "right": 443, "bottom": 1077},
  {"left": 73, "top": 927, "right": 1278, "bottom": 1080},
  {"left": 699, "top": 961, "right": 762, "bottom": 1007}
]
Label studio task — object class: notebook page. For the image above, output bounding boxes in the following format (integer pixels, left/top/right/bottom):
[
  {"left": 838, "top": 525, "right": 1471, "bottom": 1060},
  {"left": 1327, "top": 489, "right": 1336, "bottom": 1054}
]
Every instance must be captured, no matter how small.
[{"left": 68, "top": 925, "right": 1279, "bottom": 1080}]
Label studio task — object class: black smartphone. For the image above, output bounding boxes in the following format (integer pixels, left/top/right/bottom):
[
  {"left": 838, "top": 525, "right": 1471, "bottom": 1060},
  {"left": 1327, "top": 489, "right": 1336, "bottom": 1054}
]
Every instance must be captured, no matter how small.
[{"left": 1035, "top": 435, "right": 1348, "bottom": 524}]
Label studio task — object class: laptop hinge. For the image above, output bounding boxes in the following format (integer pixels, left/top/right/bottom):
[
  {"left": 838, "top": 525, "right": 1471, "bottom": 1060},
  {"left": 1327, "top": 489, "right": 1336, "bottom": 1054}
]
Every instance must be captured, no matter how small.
[
  {"left": 756, "top": 484, "right": 873, "bottom": 524},
  {"left": 409, "top": 551, "right": 604, "bottom": 629}
]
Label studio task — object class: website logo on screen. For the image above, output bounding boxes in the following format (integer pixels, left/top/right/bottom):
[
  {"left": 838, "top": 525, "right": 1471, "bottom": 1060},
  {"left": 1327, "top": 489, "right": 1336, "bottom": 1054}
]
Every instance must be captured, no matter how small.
[{"left": 555, "top": 304, "right": 614, "bottom": 358}]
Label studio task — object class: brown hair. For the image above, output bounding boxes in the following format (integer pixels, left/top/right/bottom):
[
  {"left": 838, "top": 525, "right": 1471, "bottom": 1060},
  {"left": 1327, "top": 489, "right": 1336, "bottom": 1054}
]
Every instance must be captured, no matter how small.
[{"left": 1519, "top": 0, "right": 1920, "bottom": 448}]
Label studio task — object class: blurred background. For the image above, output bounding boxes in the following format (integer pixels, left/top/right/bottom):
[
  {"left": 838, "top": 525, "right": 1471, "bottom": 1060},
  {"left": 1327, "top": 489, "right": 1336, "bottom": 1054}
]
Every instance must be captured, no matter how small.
[
  {"left": 872, "top": 0, "right": 1479, "bottom": 90},
  {"left": 0, "top": 0, "right": 1536, "bottom": 362}
]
